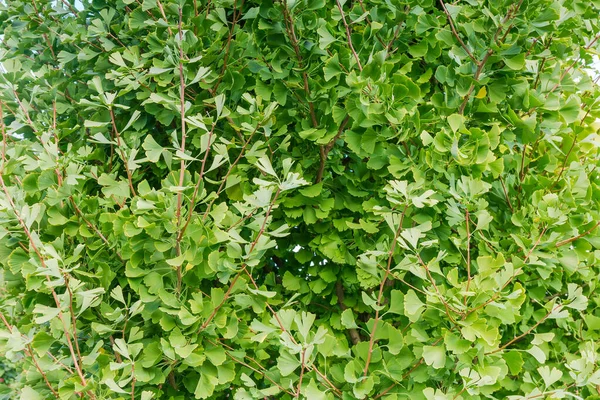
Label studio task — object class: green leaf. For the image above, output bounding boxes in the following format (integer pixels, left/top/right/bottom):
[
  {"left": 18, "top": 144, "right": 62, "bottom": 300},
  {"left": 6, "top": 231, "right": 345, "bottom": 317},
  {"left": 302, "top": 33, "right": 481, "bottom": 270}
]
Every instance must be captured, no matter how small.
[
  {"left": 324, "top": 53, "right": 343, "bottom": 81},
  {"left": 422, "top": 345, "right": 446, "bottom": 369},
  {"left": 503, "top": 351, "right": 524, "bottom": 375},
  {"left": 538, "top": 365, "right": 562, "bottom": 388},
  {"left": 504, "top": 53, "right": 525, "bottom": 70},
  {"left": 341, "top": 309, "right": 359, "bottom": 329},
  {"left": 404, "top": 290, "right": 425, "bottom": 322}
]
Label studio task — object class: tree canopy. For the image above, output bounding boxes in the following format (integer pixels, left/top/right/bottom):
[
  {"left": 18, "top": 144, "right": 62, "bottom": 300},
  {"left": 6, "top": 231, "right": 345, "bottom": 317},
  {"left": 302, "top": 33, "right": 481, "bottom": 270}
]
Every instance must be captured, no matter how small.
[{"left": 1, "top": 0, "right": 600, "bottom": 399}]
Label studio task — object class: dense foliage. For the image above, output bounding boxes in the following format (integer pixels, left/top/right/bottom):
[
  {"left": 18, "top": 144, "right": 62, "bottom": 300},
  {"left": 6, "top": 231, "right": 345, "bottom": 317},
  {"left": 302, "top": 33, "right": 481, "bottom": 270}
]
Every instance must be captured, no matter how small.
[{"left": 1, "top": 0, "right": 600, "bottom": 398}]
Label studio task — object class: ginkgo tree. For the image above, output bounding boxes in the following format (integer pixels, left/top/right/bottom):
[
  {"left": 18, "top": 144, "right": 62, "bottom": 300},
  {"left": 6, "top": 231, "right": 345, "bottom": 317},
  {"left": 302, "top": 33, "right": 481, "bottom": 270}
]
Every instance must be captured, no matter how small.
[{"left": 1, "top": 0, "right": 600, "bottom": 399}]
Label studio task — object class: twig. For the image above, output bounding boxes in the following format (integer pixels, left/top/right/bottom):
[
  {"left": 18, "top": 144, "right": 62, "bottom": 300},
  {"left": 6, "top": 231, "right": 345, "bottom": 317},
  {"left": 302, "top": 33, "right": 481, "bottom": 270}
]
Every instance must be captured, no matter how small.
[
  {"left": 109, "top": 108, "right": 137, "bottom": 197},
  {"left": 213, "top": 0, "right": 242, "bottom": 92},
  {"left": 131, "top": 361, "right": 136, "bottom": 400},
  {"left": 456, "top": 1, "right": 524, "bottom": 114},
  {"left": 175, "top": 6, "right": 187, "bottom": 295},
  {"left": 0, "top": 313, "right": 59, "bottom": 398},
  {"left": 438, "top": 0, "right": 478, "bottom": 64},
  {"left": 335, "top": 0, "right": 363, "bottom": 71},
  {"left": 0, "top": 176, "right": 92, "bottom": 395},
  {"left": 417, "top": 253, "right": 461, "bottom": 322},
  {"left": 60, "top": 0, "right": 79, "bottom": 16},
  {"left": 280, "top": 2, "right": 318, "bottom": 127},
  {"left": 295, "top": 349, "right": 307, "bottom": 398},
  {"left": 0, "top": 102, "right": 6, "bottom": 162},
  {"left": 499, "top": 176, "right": 514, "bottom": 212},
  {"left": 177, "top": 121, "right": 216, "bottom": 241},
  {"left": 547, "top": 32, "right": 600, "bottom": 96},
  {"left": 363, "top": 206, "right": 407, "bottom": 376},
  {"left": 202, "top": 124, "right": 261, "bottom": 220},
  {"left": 556, "top": 221, "right": 600, "bottom": 247},
  {"left": 335, "top": 281, "right": 361, "bottom": 345},
  {"left": 486, "top": 305, "right": 562, "bottom": 354},
  {"left": 155, "top": 0, "right": 173, "bottom": 35},
  {"left": 206, "top": 339, "right": 295, "bottom": 396},
  {"left": 372, "top": 335, "right": 446, "bottom": 399},
  {"left": 464, "top": 208, "right": 471, "bottom": 305},
  {"left": 466, "top": 226, "right": 547, "bottom": 316},
  {"left": 198, "top": 188, "right": 282, "bottom": 331},
  {"left": 458, "top": 50, "right": 492, "bottom": 114},
  {"left": 315, "top": 115, "right": 350, "bottom": 183}
]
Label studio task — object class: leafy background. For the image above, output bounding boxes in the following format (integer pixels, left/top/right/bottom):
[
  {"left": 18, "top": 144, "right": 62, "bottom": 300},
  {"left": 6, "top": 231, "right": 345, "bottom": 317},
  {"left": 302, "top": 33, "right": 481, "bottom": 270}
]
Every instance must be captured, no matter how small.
[{"left": 1, "top": 0, "right": 600, "bottom": 399}]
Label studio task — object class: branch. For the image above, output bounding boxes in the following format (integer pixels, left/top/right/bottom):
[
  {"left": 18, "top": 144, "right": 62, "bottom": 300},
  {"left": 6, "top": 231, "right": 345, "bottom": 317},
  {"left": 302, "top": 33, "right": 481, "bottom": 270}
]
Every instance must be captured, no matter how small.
[
  {"left": 458, "top": 49, "right": 492, "bottom": 114},
  {"left": 202, "top": 123, "right": 261, "bottom": 220},
  {"left": 0, "top": 313, "right": 59, "bottom": 398},
  {"left": 155, "top": 0, "right": 174, "bottom": 36},
  {"left": 315, "top": 115, "right": 350, "bottom": 183},
  {"left": 213, "top": 0, "right": 242, "bottom": 93},
  {"left": 109, "top": 108, "right": 137, "bottom": 197},
  {"left": 280, "top": 2, "right": 318, "bottom": 127},
  {"left": 438, "top": 0, "right": 478, "bottom": 64},
  {"left": 335, "top": 281, "right": 361, "bottom": 345},
  {"left": 457, "top": 1, "right": 524, "bottom": 114},
  {"left": 556, "top": 221, "right": 600, "bottom": 247},
  {"left": 363, "top": 206, "right": 407, "bottom": 376},
  {"left": 206, "top": 338, "right": 295, "bottom": 396},
  {"left": 499, "top": 176, "right": 514, "bottom": 212},
  {"left": 198, "top": 188, "right": 282, "bottom": 332},
  {"left": 372, "top": 335, "right": 446, "bottom": 399},
  {"left": 486, "top": 305, "right": 561, "bottom": 354},
  {"left": 0, "top": 175, "right": 92, "bottom": 395},
  {"left": 466, "top": 226, "right": 547, "bottom": 316},
  {"left": 175, "top": 6, "right": 187, "bottom": 295},
  {"left": 177, "top": 121, "right": 216, "bottom": 241},
  {"left": 295, "top": 349, "right": 307, "bottom": 398},
  {"left": 464, "top": 208, "right": 471, "bottom": 305},
  {"left": 335, "top": 0, "right": 363, "bottom": 71},
  {"left": 547, "top": 32, "right": 600, "bottom": 96}
]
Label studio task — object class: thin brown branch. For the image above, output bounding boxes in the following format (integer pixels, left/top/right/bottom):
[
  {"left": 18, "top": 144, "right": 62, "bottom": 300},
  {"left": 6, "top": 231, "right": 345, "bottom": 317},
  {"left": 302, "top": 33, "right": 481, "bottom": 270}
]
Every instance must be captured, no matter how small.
[
  {"left": 0, "top": 313, "right": 59, "bottom": 398},
  {"left": 499, "top": 176, "right": 514, "bottom": 212},
  {"left": 556, "top": 221, "right": 600, "bottom": 247},
  {"left": 295, "top": 349, "right": 307, "bottom": 398},
  {"left": 65, "top": 276, "right": 83, "bottom": 363},
  {"left": 69, "top": 197, "right": 123, "bottom": 261},
  {"left": 363, "top": 206, "right": 407, "bottom": 376},
  {"left": 438, "top": 0, "right": 478, "bottom": 64},
  {"left": 177, "top": 122, "right": 216, "bottom": 241},
  {"left": 175, "top": 6, "right": 187, "bottom": 295},
  {"left": 0, "top": 102, "right": 6, "bottom": 162},
  {"left": 280, "top": 2, "right": 318, "bottom": 127},
  {"left": 457, "top": 1, "right": 524, "bottom": 114},
  {"left": 417, "top": 252, "right": 463, "bottom": 320},
  {"left": 60, "top": 0, "right": 79, "bottom": 16},
  {"left": 335, "top": 281, "right": 361, "bottom": 345},
  {"left": 206, "top": 339, "right": 295, "bottom": 396},
  {"left": 0, "top": 177, "right": 91, "bottom": 394},
  {"left": 372, "top": 335, "right": 446, "bottom": 399},
  {"left": 547, "top": 32, "right": 600, "bottom": 96},
  {"left": 156, "top": 0, "right": 174, "bottom": 36},
  {"left": 202, "top": 124, "right": 260, "bottom": 220},
  {"left": 458, "top": 49, "right": 492, "bottom": 114},
  {"left": 315, "top": 115, "right": 350, "bottom": 183},
  {"left": 464, "top": 208, "right": 471, "bottom": 305},
  {"left": 213, "top": 0, "right": 242, "bottom": 92},
  {"left": 12, "top": 90, "right": 36, "bottom": 131},
  {"left": 486, "top": 305, "right": 562, "bottom": 354},
  {"left": 335, "top": 0, "right": 363, "bottom": 71},
  {"left": 466, "top": 225, "right": 547, "bottom": 316},
  {"left": 109, "top": 108, "right": 137, "bottom": 197},
  {"left": 198, "top": 188, "right": 281, "bottom": 332}
]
